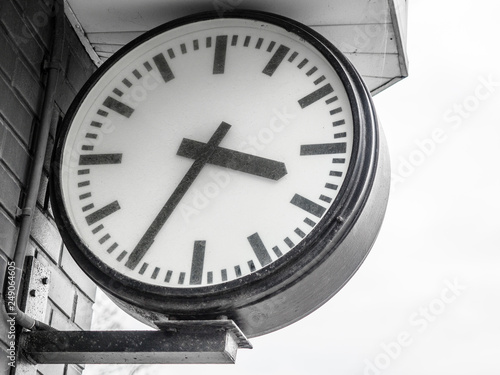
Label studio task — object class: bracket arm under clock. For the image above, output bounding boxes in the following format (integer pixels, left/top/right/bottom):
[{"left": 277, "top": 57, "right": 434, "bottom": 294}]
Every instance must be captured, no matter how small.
[{"left": 19, "top": 319, "right": 252, "bottom": 364}]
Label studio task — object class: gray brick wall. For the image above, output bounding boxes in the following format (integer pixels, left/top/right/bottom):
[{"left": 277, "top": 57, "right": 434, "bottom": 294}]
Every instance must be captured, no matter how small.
[{"left": 0, "top": 0, "right": 97, "bottom": 373}]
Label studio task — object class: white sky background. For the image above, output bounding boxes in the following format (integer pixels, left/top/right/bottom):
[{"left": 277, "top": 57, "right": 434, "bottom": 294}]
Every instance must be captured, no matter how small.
[{"left": 84, "top": 1, "right": 500, "bottom": 374}]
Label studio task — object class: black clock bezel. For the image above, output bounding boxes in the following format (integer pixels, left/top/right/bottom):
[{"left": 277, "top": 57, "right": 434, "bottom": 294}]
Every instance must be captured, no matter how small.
[{"left": 51, "top": 9, "right": 378, "bottom": 330}]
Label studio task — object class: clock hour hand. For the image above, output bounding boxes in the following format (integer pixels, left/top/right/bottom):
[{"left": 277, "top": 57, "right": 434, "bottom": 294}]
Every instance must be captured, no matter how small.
[
  {"left": 125, "top": 122, "right": 231, "bottom": 270},
  {"left": 177, "top": 139, "right": 287, "bottom": 181}
]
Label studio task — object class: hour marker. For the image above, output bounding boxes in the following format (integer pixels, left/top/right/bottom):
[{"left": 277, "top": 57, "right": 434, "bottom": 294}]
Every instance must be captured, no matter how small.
[
  {"left": 99, "top": 233, "right": 110, "bottom": 244},
  {"left": 207, "top": 271, "right": 213, "bottom": 284},
  {"left": 332, "top": 119, "right": 345, "bottom": 127},
  {"left": 248, "top": 260, "right": 256, "bottom": 272},
  {"left": 178, "top": 272, "right": 185, "bottom": 285},
  {"left": 247, "top": 233, "right": 272, "bottom": 267},
  {"left": 79, "top": 154, "right": 122, "bottom": 165},
  {"left": 334, "top": 132, "right": 346, "bottom": 139},
  {"left": 255, "top": 38, "right": 263, "bottom": 49},
  {"left": 107, "top": 242, "right": 118, "bottom": 253},
  {"left": 221, "top": 269, "right": 227, "bottom": 282},
  {"left": 235, "top": 265, "right": 242, "bottom": 277},
  {"left": 325, "top": 183, "right": 338, "bottom": 190},
  {"left": 189, "top": 240, "right": 205, "bottom": 285},
  {"left": 284, "top": 237, "right": 294, "bottom": 248},
  {"left": 139, "top": 263, "right": 148, "bottom": 275},
  {"left": 297, "top": 58, "right": 308, "bottom": 69},
  {"left": 295, "top": 228, "right": 306, "bottom": 238},
  {"left": 231, "top": 35, "right": 238, "bottom": 46},
  {"left": 151, "top": 267, "right": 160, "bottom": 279},
  {"left": 133, "top": 69, "right": 142, "bottom": 79},
  {"left": 117, "top": 250, "right": 127, "bottom": 262},
  {"left": 272, "top": 246, "right": 282, "bottom": 257},
  {"left": 180, "top": 43, "right": 187, "bottom": 54},
  {"left": 319, "top": 195, "right": 332, "bottom": 203},
  {"left": 85, "top": 200, "right": 120, "bottom": 226},
  {"left": 103, "top": 96, "right": 134, "bottom": 118},
  {"left": 143, "top": 61, "right": 152, "bottom": 71},
  {"left": 298, "top": 84, "right": 334, "bottom": 108},
  {"left": 122, "top": 78, "right": 132, "bottom": 88},
  {"left": 193, "top": 39, "right": 199, "bottom": 50},
  {"left": 152, "top": 53, "right": 175, "bottom": 82},
  {"left": 290, "top": 194, "right": 326, "bottom": 218},
  {"left": 213, "top": 35, "right": 228, "bottom": 74},
  {"left": 243, "top": 36, "right": 251, "bottom": 47},
  {"left": 288, "top": 51, "right": 298, "bottom": 62},
  {"left": 167, "top": 48, "right": 175, "bottom": 59},
  {"left": 165, "top": 270, "right": 173, "bottom": 283},
  {"left": 300, "top": 142, "right": 347, "bottom": 155},
  {"left": 267, "top": 41, "right": 276, "bottom": 52},
  {"left": 330, "top": 107, "right": 342, "bottom": 115},
  {"left": 304, "top": 218, "right": 316, "bottom": 227},
  {"left": 92, "top": 224, "right": 104, "bottom": 234},
  {"left": 113, "top": 88, "right": 123, "bottom": 97},
  {"left": 262, "top": 44, "right": 290, "bottom": 77}
]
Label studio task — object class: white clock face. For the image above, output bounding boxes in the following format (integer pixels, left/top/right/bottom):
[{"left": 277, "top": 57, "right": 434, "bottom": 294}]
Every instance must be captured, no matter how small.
[{"left": 60, "top": 17, "right": 354, "bottom": 288}]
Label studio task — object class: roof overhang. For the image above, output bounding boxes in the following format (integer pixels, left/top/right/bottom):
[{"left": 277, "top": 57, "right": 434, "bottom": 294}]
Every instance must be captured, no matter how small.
[{"left": 64, "top": 0, "right": 408, "bottom": 95}]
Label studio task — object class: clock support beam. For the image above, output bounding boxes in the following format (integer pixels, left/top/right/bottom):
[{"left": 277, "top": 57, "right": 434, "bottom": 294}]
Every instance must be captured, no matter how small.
[{"left": 19, "top": 320, "right": 252, "bottom": 364}]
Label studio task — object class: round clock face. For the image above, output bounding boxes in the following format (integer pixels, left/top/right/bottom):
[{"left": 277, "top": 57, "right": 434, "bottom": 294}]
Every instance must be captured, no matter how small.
[
  {"left": 52, "top": 11, "right": 387, "bottom": 337},
  {"left": 57, "top": 15, "right": 355, "bottom": 289}
]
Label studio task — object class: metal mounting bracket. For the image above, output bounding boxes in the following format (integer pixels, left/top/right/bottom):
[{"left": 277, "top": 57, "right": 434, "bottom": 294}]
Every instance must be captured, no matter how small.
[
  {"left": 15, "top": 257, "right": 51, "bottom": 375},
  {"left": 19, "top": 319, "right": 252, "bottom": 364},
  {"left": 22, "top": 257, "right": 51, "bottom": 321}
]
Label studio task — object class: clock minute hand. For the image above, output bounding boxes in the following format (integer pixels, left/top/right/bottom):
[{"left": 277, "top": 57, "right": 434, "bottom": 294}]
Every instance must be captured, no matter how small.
[
  {"left": 125, "top": 122, "right": 231, "bottom": 271},
  {"left": 177, "top": 139, "right": 287, "bottom": 181}
]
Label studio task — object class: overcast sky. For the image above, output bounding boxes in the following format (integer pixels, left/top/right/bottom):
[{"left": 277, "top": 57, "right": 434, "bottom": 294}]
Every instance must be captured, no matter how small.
[{"left": 84, "top": 1, "right": 500, "bottom": 374}]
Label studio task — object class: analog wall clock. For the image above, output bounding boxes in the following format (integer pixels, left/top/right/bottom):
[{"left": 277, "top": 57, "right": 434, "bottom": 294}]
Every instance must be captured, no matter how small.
[{"left": 51, "top": 10, "right": 390, "bottom": 337}]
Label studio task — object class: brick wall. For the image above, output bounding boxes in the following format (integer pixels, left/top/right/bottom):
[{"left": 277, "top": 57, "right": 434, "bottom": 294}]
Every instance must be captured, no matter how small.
[{"left": 0, "top": 0, "right": 97, "bottom": 374}]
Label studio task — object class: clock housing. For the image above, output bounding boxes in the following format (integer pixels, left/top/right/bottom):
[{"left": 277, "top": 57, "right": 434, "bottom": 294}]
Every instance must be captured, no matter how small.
[{"left": 51, "top": 10, "right": 389, "bottom": 337}]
